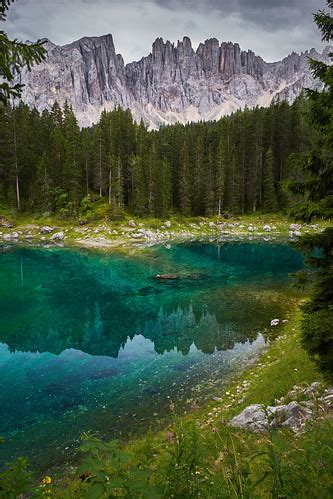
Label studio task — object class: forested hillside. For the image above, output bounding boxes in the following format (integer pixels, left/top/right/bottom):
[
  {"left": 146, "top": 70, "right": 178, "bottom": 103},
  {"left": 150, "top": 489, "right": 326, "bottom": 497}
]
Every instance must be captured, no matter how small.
[{"left": 0, "top": 97, "right": 309, "bottom": 218}]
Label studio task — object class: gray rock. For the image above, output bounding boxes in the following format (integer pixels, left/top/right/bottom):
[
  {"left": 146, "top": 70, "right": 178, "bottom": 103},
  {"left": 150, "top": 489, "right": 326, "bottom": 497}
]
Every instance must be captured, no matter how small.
[
  {"left": 230, "top": 401, "right": 312, "bottom": 433},
  {"left": 290, "top": 224, "right": 300, "bottom": 231},
  {"left": 143, "top": 230, "right": 156, "bottom": 240},
  {"left": 270, "top": 401, "right": 312, "bottom": 431},
  {"left": 270, "top": 319, "right": 280, "bottom": 326},
  {"left": 40, "top": 226, "right": 54, "bottom": 234},
  {"left": 164, "top": 220, "right": 171, "bottom": 228},
  {"left": 303, "top": 382, "right": 321, "bottom": 397},
  {"left": 128, "top": 220, "right": 136, "bottom": 227},
  {"left": 263, "top": 225, "right": 271, "bottom": 232},
  {"left": 319, "top": 388, "right": 333, "bottom": 406},
  {"left": 51, "top": 231, "right": 65, "bottom": 241},
  {"left": 0, "top": 218, "right": 14, "bottom": 228},
  {"left": 230, "top": 404, "right": 270, "bottom": 432},
  {"left": 294, "top": 230, "right": 302, "bottom": 237},
  {"left": 248, "top": 226, "right": 254, "bottom": 232}
]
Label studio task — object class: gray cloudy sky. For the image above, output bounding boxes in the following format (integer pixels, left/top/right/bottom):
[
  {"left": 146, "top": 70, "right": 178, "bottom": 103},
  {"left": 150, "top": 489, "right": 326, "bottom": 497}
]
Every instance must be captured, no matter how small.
[{"left": 5, "top": 0, "right": 327, "bottom": 62}]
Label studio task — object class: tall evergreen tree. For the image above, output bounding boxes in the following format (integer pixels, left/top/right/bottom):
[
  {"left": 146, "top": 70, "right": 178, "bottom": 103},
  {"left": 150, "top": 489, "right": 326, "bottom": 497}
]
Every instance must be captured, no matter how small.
[
  {"left": 263, "top": 148, "right": 277, "bottom": 212},
  {"left": 215, "top": 138, "right": 226, "bottom": 216},
  {"left": 204, "top": 143, "right": 215, "bottom": 215},
  {"left": 63, "top": 106, "right": 82, "bottom": 212},
  {"left": 287, "top": 1, "right": 333, "bottom": 372},
  {"left": 179, "top": 141, "right": 191, "bottom": 216}
]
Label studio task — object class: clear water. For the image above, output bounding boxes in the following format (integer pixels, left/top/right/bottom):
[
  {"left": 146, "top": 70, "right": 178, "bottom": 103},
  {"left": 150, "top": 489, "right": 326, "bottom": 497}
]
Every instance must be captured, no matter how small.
[{"left": 0, "top": 242, "right": 303, "bottom": 470}]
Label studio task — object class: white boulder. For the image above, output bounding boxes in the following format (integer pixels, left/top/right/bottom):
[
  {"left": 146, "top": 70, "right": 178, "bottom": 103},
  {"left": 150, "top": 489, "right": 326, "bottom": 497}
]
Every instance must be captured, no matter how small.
[
  {"left": 51, "top": 231, "right": 65, "bottom": 241},
  {"left": 40, "top": 226, "right": 54, "bottom": 234}
]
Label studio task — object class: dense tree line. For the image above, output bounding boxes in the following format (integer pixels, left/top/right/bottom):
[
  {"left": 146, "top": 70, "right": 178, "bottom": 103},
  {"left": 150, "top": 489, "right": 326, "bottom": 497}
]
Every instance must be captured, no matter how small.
[{"left": 0, "top": 97, "right": 310, "bottom": 218}]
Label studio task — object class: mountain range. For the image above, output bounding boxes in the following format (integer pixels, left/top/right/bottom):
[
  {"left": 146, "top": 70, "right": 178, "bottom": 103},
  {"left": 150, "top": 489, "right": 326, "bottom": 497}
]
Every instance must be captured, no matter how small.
[{"left": 16, "top": 34, "right": 330, "bottom": 128}]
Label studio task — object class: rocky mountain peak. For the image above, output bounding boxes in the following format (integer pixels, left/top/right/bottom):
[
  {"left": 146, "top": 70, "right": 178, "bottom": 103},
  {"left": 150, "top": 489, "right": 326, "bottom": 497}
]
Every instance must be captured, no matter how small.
[{"left": 15, "top": 34, "right": 330, "bottom": 128}]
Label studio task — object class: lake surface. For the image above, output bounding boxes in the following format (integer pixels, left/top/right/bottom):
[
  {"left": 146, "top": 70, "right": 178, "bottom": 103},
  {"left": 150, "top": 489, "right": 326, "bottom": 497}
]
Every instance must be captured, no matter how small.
[{"left": 0, "top": 241, "right": 303, "bottom": 470}]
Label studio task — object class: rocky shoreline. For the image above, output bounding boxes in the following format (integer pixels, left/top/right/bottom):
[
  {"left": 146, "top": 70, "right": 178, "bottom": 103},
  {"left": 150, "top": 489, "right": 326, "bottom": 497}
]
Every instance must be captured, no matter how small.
[
  {"left": 0, "top": 217, "right": 325, "bottom": 251},
  {"left": 230, "top": 382, "right": 333, "bottom": 434}
]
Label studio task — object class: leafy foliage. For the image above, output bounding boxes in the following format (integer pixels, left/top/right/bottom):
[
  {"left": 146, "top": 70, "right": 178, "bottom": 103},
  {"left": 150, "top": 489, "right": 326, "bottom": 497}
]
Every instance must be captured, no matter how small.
[
  {"left": 76, "top": 432, "right": 159, "bottom": 497},
  {"left": 0, "top": 457, "right": 34, "bottom": 498}
]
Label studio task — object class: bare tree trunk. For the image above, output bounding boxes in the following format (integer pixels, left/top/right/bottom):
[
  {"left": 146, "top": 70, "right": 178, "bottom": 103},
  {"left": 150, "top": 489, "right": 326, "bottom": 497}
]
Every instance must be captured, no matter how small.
[
  {"left": 108, "top": 166, "right": 112, "bottom": 205},
  {"left": 99, "top": 138, "right": 102, "bottom": 197},
  {"left": 218, "top": 197, "right": 221, "bottom": 217},
  {"left": 86, "top": 156, "right": 89, "bottom": 196},
  {"left": 241, "top": 149, "right": 245, "bottom": 215},
  {"left": 13, "top": 115, "right": 20, "bottom": 211},
  {"left": 118, "top": 160, "right": 121, "bottom": 207}
]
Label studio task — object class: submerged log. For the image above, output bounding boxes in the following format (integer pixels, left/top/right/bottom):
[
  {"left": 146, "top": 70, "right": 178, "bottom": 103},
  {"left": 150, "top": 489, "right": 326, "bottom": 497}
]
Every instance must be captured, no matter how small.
[{"left": 155, "top": 273, "right": 179, "bottom": 280}]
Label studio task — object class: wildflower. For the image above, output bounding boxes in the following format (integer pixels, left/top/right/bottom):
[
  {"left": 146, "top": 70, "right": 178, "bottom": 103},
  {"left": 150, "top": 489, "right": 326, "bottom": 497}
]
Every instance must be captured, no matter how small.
[
  {"left": 190, "top": 399, "right": 200, "bottom": 412},
  {"left": 166, "top": 431, "right": 175, "bottom": 443},
  {"left": 169, "top": 401, "right": 175, "bottom": 413},
  {"left": 42, "top": 476, "right": 52, "bottom": 485}
]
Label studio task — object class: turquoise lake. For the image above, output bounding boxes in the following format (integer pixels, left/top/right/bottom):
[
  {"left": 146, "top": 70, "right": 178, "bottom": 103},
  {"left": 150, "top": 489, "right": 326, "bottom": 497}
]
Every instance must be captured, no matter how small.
[{"left": 0, "top": 241, "right": 303, "bottom": 471}]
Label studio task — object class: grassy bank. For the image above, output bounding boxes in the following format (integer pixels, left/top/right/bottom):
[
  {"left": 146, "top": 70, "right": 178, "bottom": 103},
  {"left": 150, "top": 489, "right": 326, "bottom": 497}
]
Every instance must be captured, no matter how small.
[{"left": 39, "top": 310, "right": 331, "bottom": 498}]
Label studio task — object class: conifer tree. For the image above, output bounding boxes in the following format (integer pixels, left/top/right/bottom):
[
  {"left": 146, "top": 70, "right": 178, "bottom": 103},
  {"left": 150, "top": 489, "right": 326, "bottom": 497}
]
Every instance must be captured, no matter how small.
[
  {"left": 215, "top": 138, "right": 226, "bottom": 216},
  {"left": 263, "top": 148, "right": 277, "bottom": 212},
  {"left": 114, "top": 156, "right": 123, "bottom": 208},
  {"left": 179, "top": 141, "right": 191, "bottom": 216},
  {"left": 131, "top": 154, "right": 147, "bottom": 215},
  {"left": 287, "top": 0, "right": 333, "bottom": 372},
  {"left": 34, "top": 151, "right": 51, "bottom": 210},
  {"left": 204, "top": 143, "right": 215, "bottom": 215},
  {"left": 146, "top": 143, "right": 157, "bottom": 216},
  {"left": 192, "top": 132, "right": 205, "bottom": 215},
  {"left": 63, "top": 107, "right": 82, "bottom": 212},
  {"left": 156, "top": 158, "right": 172, "bottom": 217},
  {"left": 81, "top": 128, "right": 92, "bottom": 196}
]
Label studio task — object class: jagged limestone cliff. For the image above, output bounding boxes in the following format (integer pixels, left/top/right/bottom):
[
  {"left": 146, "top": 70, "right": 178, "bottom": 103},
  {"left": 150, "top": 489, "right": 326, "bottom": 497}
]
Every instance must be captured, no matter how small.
[{"left": 16, "top": 34, "right": 329, "bottom": 128}]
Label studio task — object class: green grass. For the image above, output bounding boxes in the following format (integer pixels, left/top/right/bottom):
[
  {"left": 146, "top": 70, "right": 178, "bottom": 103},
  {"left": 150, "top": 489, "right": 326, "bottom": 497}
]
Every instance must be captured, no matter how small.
[{"left": 224, "top": 309, "right": 324, "bottom": 413}]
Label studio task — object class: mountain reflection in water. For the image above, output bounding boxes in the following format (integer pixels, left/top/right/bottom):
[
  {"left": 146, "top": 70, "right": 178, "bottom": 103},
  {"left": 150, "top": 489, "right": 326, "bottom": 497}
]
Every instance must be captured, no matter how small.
[{"left": 0, "top": 242, "right": 303, "bottom": 470}]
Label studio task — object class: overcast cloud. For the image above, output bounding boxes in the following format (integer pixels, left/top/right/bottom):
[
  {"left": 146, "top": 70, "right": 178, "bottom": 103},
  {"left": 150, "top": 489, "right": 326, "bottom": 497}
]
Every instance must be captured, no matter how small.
[{"left": 4, "top": 0, "right": 328, "bottom": 63}]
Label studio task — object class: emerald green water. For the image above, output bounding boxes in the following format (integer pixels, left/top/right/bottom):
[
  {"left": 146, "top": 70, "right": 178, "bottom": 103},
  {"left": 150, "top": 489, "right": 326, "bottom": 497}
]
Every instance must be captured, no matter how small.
[{"left": 0, "top": 242, "right": 303, "bottom": 471}]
